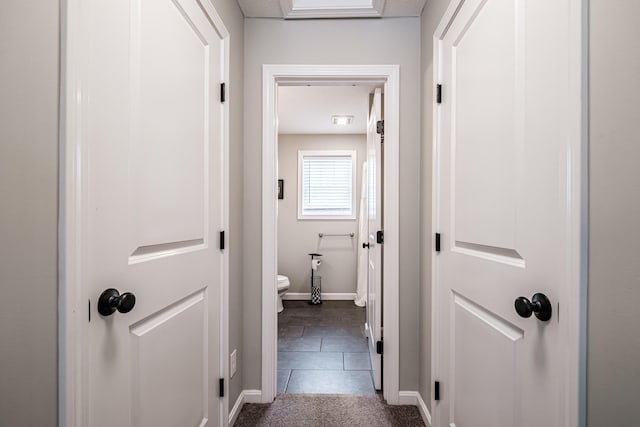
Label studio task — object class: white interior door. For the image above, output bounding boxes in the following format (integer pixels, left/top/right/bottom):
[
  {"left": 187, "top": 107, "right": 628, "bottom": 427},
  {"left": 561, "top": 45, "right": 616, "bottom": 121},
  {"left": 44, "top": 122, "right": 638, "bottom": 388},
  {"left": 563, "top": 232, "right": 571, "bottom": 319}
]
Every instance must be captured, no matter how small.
[
  {"left": 435, "top": 0, "right": 576, "bottom": 426},
  {"left": 365, "top": 88, "right": 383, "bottom": 390},
  {"left": 83, "top": 0, "right": 226, "bottom": 425}
]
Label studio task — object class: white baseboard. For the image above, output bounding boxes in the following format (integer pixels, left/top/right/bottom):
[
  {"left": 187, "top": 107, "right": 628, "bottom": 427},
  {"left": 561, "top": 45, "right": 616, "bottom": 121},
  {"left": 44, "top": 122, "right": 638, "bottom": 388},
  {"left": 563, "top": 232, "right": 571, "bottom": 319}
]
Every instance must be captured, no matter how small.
[
  {"left": 228, "top": 390, "right": 263, "bottom": 426},
  {"left": 398, "top": 391, "right": 432, "bottom": 426},
  {"left": 282, "top": 292, "right": 356, "bottom": 301},
  {"left": 242, "top": 389, "right": 263, "bottom": 403},
  {"left": 228, "top": 392, "right": 244, "bottom": 426},
  {"left": 397, "top": 390, "right": 417, "bottom": 405},
  {"left": 416, "top": 392, "right": 432, "bottom": 426}
]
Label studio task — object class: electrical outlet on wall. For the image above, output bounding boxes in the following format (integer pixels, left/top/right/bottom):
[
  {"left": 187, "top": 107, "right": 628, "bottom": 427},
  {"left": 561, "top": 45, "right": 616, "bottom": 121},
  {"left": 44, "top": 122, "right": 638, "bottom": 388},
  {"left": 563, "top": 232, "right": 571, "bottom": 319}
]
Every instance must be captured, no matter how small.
[{"left": 230, "top": 349, "right": 237, "bottom": 378}]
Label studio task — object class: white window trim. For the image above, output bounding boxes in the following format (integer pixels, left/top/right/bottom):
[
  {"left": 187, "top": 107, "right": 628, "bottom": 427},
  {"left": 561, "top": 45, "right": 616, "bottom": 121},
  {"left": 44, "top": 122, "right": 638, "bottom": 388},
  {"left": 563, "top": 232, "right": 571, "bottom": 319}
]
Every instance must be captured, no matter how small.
[{"left": 297, "top": 149, "right": 357, "bottom": 220}]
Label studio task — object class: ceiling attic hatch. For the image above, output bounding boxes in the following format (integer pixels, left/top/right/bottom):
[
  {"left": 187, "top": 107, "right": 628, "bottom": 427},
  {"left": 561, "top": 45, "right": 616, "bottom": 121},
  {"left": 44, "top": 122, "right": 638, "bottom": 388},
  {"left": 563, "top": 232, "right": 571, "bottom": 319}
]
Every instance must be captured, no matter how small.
[
  {"left": 281, "top": 0, "right": 385, "bottom": 19},
  {"left": 236, "top": 0, "right": 426, "bottom": 19}
]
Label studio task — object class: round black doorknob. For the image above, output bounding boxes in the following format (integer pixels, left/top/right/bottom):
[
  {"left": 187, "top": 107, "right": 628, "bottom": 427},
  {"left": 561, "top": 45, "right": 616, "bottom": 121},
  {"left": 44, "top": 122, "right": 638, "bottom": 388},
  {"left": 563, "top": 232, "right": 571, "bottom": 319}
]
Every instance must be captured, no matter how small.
[
  {"left": 515, "top": 297, "right": 534, "bottom": 318},
  {"left": 514, "top": 293, "right": 552, "bottom": 322},
  {"left": 363, "top": 243, "right": 371, "bottom": 249},
  {"left": 98, "top": 288, "right": 136, "bottom": 316}
]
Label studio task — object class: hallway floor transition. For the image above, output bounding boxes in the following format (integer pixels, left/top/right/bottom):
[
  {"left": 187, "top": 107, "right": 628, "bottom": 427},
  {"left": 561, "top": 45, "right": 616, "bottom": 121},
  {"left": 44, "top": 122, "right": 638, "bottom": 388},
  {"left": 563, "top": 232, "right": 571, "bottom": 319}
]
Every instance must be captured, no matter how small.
[
  {"left": 277, "top": 300, "right": 373, "bottom": 394},
  {"left": 234, "top": 393, "right": 425, "bottom": 426},
  {"left": 234, "top": 300, "right": 425, "bottom": 426}
]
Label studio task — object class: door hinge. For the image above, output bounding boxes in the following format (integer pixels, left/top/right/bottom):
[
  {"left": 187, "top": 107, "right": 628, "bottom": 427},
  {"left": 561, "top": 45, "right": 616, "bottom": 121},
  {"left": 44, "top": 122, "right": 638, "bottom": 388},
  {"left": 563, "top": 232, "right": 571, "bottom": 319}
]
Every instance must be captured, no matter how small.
[
  {"left": 376, "top": 120, "right": 385, "bottom": 144},
  {"left": 219, "top": 378, "right": 225, "bottom": 398},
  {"left": 220, "top": 82, "right": 226, "bottom": 103},
  {"left": 436, "top": 84, "right": 442, "bottom": 104},
  {"left": 376, "top": 230, "right": 384, "bottom": 244},
  {"left": 435, "top": 381, "right": 441, "bottom": 401},
  {"left": 435, "top": 233, "right": 441, "bottom": 252},
  {"left": 88, "top": 299, "right": 91, "bottom": 322},
  {"left": 220, "top": 231, "right": 225, "bottom": 251},
  {"left": 376, "top": 340, "right": 383, "bottom": 355}
]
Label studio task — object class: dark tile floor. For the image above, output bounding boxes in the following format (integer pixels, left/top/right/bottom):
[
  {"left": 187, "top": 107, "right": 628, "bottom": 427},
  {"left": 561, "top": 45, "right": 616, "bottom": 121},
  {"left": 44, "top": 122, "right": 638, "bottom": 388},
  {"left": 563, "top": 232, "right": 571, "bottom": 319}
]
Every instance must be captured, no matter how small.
[{"left": 277, "top": 300, "right": 375, "bottom": 394}]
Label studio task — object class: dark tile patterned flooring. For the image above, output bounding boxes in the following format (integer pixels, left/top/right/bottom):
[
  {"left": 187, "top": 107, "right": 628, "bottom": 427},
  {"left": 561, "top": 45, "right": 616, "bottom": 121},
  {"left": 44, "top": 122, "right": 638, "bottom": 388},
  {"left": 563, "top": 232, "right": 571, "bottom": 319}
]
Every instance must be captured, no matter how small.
[{"left": 277, "top": 300, "right": 375, "bottom": 394}]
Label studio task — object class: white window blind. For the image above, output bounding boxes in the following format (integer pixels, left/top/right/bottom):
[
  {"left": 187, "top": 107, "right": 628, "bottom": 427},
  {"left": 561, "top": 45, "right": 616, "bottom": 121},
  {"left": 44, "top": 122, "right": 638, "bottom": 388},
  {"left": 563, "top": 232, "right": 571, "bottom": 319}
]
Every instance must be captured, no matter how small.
[{"left": 299, "top": 151, "right": 355, "bottom": 218}]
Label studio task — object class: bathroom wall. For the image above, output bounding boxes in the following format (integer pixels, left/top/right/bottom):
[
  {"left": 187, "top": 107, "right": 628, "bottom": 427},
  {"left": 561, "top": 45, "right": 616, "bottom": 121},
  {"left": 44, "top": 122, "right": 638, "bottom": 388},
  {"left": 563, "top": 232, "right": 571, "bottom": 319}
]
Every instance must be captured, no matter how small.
[
  {"left": 277, "top": 134, "right": 367, "bottom": 296},
  {"left": 243, "top": 17, "right": 421, "bottom": 392}
]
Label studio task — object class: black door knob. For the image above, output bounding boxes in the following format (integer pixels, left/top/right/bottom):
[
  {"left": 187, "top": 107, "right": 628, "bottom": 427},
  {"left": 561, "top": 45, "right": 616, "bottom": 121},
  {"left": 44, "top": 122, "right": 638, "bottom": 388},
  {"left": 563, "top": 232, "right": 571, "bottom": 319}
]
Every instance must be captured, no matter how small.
[
  {"left": 363, "top": 243, "right": 371, "bottom": 249},
  {"left": 514, "top": 293, "right": 552, "bottom": 321},
  {"left": 98, "top": 288, "right": 136, "bottom": 316}
]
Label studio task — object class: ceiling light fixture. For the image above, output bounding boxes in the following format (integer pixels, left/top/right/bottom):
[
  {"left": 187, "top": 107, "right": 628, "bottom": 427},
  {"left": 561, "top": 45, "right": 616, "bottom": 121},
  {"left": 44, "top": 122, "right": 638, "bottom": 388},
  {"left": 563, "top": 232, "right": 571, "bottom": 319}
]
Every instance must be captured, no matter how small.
[{"left": 332, "top": 115, "right": 353, "bottom": 126}]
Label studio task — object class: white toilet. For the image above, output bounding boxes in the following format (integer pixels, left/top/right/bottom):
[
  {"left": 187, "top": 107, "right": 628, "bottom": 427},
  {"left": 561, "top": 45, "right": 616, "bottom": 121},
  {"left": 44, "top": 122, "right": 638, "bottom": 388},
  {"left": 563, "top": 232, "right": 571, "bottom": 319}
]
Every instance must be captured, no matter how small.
[{"left": 277, "top": 275, "right": 290, "bottom": 313}]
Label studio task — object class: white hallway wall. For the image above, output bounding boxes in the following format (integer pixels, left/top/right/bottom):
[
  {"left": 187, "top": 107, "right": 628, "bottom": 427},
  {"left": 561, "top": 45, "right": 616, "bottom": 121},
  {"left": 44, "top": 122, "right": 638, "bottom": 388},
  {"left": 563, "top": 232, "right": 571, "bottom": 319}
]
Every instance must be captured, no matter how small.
[
  {"left": 243, "top": 18, "right": 421, "bottom": 391},
  {"left": 587, "top": 0, "right": 640, "bottom": 424},
  {"left": 277, "top": 134, "right": 367, "bottom": 295},
  {"left": 0, "top": 1, "right": 59, "bottom": 424}
]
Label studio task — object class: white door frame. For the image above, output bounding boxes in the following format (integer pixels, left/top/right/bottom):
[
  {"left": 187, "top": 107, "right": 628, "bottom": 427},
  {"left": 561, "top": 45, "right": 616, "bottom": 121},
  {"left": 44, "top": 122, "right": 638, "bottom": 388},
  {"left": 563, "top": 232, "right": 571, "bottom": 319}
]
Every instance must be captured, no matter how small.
[
  {"left": 430, "top": 0, "right": 588, "bottom": 426},
  {"left": 58, "top": 0, "right": 231, "bottom": 425},
  {"left": 261, "top": 64, "right": 401, "bottom": 404}
]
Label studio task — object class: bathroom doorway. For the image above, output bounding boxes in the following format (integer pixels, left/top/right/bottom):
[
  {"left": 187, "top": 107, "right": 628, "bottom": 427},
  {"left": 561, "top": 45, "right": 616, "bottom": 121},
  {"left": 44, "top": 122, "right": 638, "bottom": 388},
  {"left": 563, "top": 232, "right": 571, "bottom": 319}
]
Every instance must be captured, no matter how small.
[
  {"left": 275, "top": 84, "right": 380, "bottom": 394},
  {"left": 261, "top": 65, "right": 402, "bottom": 404}
]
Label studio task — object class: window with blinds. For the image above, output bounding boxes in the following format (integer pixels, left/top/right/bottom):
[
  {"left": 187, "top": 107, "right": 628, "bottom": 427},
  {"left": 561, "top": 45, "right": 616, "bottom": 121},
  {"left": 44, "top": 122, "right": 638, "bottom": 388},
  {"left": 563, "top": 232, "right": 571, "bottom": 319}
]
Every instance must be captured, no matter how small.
[{"left": 298, "top": 150, "right": 356, "bottom": 219}]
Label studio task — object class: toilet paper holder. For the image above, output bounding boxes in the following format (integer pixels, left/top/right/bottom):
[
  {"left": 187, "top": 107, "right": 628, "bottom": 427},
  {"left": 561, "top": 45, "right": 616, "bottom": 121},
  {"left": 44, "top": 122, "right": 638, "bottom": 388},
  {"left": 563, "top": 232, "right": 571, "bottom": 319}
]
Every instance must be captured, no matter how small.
[{"left": 308, "top": 253, "right": 323, "bottom": 305}]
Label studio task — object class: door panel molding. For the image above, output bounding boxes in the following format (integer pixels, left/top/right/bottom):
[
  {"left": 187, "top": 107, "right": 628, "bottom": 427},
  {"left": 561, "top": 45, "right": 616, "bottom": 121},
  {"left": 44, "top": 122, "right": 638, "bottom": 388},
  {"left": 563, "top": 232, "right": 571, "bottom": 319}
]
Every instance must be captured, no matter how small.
[
  {"left": 452, "top": 292, "right": 523, "bottom": 341},
  {"left": 452, "top": 294, "right": 521, "bottom": 427},
  {"left": 130, "top": 289, "right": 208, "bottom": 427},
  {"left": 261, "top": 64, "right": 401, "bottom": 404}
]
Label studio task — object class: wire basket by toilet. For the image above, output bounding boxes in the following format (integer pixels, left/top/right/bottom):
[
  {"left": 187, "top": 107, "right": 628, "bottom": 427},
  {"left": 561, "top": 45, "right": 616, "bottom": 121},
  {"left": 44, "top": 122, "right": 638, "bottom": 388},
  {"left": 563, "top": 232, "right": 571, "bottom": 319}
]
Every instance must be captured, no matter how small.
[
  {"left": 310, "top": 275, "right": 322, "bottom": 305},
  {"left": 308, "top": 253, "right": 323, "bottom": 305}
]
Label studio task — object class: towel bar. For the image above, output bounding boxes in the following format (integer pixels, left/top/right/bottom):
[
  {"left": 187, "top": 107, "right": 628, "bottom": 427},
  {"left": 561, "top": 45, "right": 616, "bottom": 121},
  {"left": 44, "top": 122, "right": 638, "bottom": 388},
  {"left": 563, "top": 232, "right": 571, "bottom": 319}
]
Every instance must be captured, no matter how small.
[{"left": 318, "top": 233, "right": 355, "bottom": 238}]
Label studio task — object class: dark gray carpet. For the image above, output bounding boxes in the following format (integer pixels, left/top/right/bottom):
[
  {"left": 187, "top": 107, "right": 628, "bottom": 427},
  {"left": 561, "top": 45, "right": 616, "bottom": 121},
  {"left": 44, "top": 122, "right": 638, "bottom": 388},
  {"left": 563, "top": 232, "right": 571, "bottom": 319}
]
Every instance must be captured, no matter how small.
[{"left": 234, "top": 393, "right": 425, "bottom": 426}]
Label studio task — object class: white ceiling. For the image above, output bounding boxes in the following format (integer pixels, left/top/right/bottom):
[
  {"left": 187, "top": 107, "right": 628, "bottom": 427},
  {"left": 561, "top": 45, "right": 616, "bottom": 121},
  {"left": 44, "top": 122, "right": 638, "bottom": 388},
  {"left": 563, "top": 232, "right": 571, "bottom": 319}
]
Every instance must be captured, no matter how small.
[
  {"left": 239, "top": 0, "right": 417, "bottom": 134},
  {"left": 237, "top": 0, "right": 426, "bottom": 19},
  {"left": 278, "top": 85, "right": 376, "bottom": 134}
]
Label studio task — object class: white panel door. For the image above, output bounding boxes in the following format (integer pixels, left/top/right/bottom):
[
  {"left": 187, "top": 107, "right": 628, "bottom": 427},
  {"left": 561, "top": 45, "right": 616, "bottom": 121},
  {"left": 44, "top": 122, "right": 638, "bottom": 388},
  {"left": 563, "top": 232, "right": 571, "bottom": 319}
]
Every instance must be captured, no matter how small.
[
  {"left": 365, "top": 88, "right": 383, "bottom": 390},
  {"left": 436, "top": 0, "right": 575, "bottom": 426},
  {"left": 83, "top": 0, "right": 226, "bottom": 425}
]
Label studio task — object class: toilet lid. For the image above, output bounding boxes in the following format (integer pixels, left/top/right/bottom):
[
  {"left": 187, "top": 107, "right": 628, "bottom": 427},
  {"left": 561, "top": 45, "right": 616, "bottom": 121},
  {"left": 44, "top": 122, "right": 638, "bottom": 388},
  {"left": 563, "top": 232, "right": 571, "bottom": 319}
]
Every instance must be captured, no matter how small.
[{"left": 277, "top": 275, "right": 290, "bottom": 290}]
